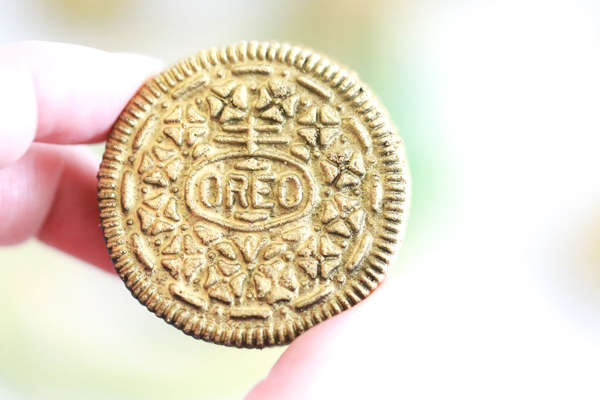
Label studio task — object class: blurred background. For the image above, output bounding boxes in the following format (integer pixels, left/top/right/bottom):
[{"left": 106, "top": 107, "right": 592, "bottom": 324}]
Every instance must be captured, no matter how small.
[{"left": 2, "top": 0, "right": 600, "bottom": 398}]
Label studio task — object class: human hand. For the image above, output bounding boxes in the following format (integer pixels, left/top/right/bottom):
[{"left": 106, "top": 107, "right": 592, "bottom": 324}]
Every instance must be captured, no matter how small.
[
  {"left": 0, "top": 41, "right": 162, "bottom": 272},
  {"left": 3, "top": 41, "right": 596, "bottom": 400},
  {"left": 0, "top": 40, "right": 403, "bottom": 399}
]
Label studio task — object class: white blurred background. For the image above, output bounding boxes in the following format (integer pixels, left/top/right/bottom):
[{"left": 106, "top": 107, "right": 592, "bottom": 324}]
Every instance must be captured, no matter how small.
[{"left": 1, "top": 0, "right": 600, "bottom": 398}]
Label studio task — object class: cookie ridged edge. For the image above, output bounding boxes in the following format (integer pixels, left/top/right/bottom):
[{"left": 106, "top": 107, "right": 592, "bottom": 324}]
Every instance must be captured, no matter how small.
[{"left": 97, "top": 41, "right": 409, "bottom": 348}]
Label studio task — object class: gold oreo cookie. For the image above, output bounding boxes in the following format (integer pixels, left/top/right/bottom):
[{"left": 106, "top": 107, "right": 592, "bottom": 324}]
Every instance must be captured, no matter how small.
[{"left": 98, "top": 41, "right": 409, "bottom": 348}]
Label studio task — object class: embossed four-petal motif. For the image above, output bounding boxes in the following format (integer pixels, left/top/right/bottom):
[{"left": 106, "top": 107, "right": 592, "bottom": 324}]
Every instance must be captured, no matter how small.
[
  {"left": 206, "top": 81, "right": 249, "bottom": 123},
  {"left": 162, "top": 104, "right": 208, "bottom": 147},
  {"left": 296, "top": 104, "right": 341, "bottom": 148},
  {"left": 161, "top": 234, "right": 206, "bottom": 282},
  {"left": 320, "top": 194, "right": 366, "bottom": 239},
  {"left": 255, "top": 79, "right": 299, "bottom": 124},
  {"left": 319, "top": 147, "right": 366, "bottom": 189},
  {"left": 253, "top": 260, "right": 298, "bottom": 304},
  {"left": 137, "top": 146, "right": 183, "bottom": 187},
  {"left": 136, "top": 192, "right": 181, "bottom": 236},
  {"left": 295, "top": 234, "right": 344, "bottom": 280},
  {"left": 204, "top": 241, "right": 248, "bottom": 304}
]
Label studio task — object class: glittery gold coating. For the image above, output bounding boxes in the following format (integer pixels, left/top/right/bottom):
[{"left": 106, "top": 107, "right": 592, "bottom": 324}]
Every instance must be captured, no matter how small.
[{"left": 97, "top": 41, "right": 409, "bottom": 348}]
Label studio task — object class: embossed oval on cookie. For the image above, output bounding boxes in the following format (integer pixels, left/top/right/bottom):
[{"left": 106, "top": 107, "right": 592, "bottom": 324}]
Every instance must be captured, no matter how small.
[{"left": 98, "top": 42, "right": 409, "bottom": 348}]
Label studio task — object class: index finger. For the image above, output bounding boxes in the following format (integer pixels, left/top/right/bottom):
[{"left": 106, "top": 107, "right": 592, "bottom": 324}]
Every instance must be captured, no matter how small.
[{"left": 0, "top": 41, "right": 163, "bottom": 169}]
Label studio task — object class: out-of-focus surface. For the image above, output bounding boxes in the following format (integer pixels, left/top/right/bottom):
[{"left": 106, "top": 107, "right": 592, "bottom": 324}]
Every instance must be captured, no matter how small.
[{"left": 1, "top": 0, "right": 600, "bottom": 399}]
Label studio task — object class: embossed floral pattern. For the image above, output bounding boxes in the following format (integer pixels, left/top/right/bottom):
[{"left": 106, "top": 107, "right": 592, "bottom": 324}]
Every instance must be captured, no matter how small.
[
  {"left": 206, "top": 81, "right": 249, "bottom": 123},
  {"left": 295, "top": 234, "right": 344, "bottom": 280},
  {"left": 137, "top": 145, "right": 183, "bottom": 187},
  {"left": 162, "top": 104, "right": 208, "bottom": 147},
  {"left": 97, "top": 42, "right": 408, "bottom": 349},
  {"left": 319, "top": 147, "right": 366, "bottom": 189},
  {"left": 160, "top": 234, "right": 206, "bottom": 283},
  {"left": 255, "top": 79, "right": 299, "bottom": 123},
  {"left": 296, "top": 104, "right": 341, "bottom": 148},
  {"left": 320, "top": 193, "right": 366, "bottom": 238},
  {"left": 204, "top": 242, "right": 248, "bottom": 305},
  {"left": 136, "top": 192, "right": 181, "bottom": 236},
  {"left": 253, "top": 260, "right": 298, "bottom": 304}
]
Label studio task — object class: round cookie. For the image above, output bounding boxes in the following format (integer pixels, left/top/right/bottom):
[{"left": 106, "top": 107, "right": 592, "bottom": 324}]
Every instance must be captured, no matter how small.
[{"left": 98, "top": 41, "right": 409, "bottom": 348}]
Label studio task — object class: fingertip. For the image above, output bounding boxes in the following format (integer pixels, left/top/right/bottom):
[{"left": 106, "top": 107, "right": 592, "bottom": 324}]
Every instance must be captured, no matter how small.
[
  {"left": 0, "top": 45, "right": 37, "bottom": 169},
  {"left": 0, "top": 41, "right": 165, "bottom": 160},
  {"left": 30, "top": 44, "right": 165, "bottom": 144},
  {"left": 245, "top": 278, "right": 403, "bottom": 400}
]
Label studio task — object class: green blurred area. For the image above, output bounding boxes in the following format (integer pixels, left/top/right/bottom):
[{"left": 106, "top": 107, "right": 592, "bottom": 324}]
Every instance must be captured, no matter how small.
[{"left": 0, "top": 0, "right": 458, "bottom": 399}]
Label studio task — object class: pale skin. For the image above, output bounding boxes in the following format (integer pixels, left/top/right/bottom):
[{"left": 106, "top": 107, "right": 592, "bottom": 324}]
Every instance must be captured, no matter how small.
[
  {"left": 0, "top": 41, "right": 402, "bottom": 400},
  {"left": 4, "top": 41, "right": 596, "bottom": 400}
]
